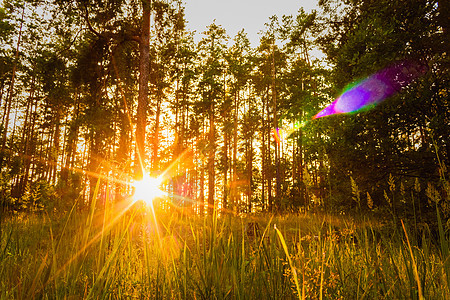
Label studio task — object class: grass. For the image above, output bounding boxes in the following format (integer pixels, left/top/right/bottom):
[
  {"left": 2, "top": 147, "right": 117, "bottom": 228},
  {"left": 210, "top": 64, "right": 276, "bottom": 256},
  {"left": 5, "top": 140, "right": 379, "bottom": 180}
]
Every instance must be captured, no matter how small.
[{"left": 0, "top": 196, "right": 449, "bottom": 299}]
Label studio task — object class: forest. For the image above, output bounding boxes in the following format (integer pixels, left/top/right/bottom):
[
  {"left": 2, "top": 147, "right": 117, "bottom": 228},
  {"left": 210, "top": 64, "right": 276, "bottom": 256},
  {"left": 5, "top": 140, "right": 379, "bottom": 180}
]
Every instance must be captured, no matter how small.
[
  {"left": 0, "top": 0, "right": 447, "bottom": 215},
  {"left": 0, "top": 0, "right": 449, "bottom": 298}
]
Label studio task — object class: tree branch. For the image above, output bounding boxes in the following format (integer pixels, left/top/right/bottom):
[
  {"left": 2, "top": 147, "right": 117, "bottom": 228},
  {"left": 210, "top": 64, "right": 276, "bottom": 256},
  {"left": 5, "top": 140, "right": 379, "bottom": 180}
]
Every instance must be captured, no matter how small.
[
  {"left": 79, "top": 1, "right": 141, "bottom": 44},
  {"left": 80, "top": 1, "right": 103, "bottom": 40}
]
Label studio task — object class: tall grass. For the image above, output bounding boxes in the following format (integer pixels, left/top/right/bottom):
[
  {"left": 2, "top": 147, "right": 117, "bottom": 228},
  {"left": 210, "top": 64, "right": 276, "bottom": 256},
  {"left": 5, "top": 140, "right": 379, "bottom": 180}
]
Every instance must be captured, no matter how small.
[{"left": 0, "top": 186, "right": 449, "bottom": 299}]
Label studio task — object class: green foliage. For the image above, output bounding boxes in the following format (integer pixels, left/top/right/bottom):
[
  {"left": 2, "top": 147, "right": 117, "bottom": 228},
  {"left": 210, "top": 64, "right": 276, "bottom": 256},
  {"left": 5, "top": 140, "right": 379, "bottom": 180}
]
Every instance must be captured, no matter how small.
[
  {"left": 317, "top": 0, "right": 449, "bottom": 208},
  {"left": 0, "top": 171, "right": 13, "bottom": 212},
  {"left": 12, "top": 180, "right": 55, "bottom": 213},
  {"left": 0, "top": 0, "right": 446, "bottom": 220},
  {"left": 0, "top": 6, "right": 13, "bottom": 43}
]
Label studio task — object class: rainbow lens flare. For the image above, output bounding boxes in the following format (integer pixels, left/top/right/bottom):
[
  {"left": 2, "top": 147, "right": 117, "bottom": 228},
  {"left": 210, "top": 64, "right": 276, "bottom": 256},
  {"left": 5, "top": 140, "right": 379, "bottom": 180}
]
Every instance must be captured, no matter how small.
[
  {"left": 272, "top": 121, "right": 308, "bottom": 144},
  {"left": 313, "top": 60, "right": 428, "bottom": 119}
]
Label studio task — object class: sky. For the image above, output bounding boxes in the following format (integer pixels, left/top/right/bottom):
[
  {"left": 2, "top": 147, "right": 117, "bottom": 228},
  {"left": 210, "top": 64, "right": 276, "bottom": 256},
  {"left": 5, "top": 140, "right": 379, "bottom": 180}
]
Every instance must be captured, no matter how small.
[{"left": 183, "top": 0, "right": 320, "bottom": 47}]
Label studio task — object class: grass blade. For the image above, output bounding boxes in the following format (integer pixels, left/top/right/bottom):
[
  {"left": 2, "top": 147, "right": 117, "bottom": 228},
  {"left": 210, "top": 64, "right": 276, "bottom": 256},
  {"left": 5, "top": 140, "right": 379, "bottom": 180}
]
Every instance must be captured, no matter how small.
[
  {"left": 401, "top": 219, "right": 424, "bottom": 300},
  {"left": 275, "top": 225, "right": 302, "bottom": 300}
]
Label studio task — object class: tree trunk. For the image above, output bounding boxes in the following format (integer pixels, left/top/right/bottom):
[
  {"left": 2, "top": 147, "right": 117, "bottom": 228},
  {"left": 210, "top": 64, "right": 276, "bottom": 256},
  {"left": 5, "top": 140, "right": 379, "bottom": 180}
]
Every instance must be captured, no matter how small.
[
  {"left": 266, "top": 88, "right": 274, "bottom": 212},
  {"left": 135, "top": 0, "right": 151, "bottom": 180},
  {"left": 0, "top": 7, "right": 24, "bottom": 169},
  {"left": 63, "top": 92, "right": 80, "bottom": 181},
  {"left": 207, "top": 102, "right": 215, "bottom": 215},
  {"left": 199, "top": 158, "right": 205, "bottom": 215},
  {"left": 261, "top": 91, "right": 266, "bottom": 211},
  {"left": 152, "top": 96, "right": 161, "bottom": 171},
  {"left": 231, "top": 90, "right": 238, "bottom": 211},
  {"left": 17, "top": 76, "right": 36, "bottom": 197},
  {"left": 88, "top": 132, "right": 101, "bottom": 205},
  {"left": 223, "top": 126, "right": 229, "bottom": 210},
  {"left": 51, "top": 108, "right": 62, "bottom": 184},
  {"left": 272, "top": 46, "right": 280, "bottom": 211},
  {"left": 247, "top": 138, "right": 253, "bottom": 213}
]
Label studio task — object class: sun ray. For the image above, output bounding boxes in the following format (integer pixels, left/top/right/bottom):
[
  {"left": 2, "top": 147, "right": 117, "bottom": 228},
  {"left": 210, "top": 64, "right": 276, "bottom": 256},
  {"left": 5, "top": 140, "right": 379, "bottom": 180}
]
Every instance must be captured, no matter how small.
[{"left": 41, "top": 196, "right": 137, "bottom": 291}]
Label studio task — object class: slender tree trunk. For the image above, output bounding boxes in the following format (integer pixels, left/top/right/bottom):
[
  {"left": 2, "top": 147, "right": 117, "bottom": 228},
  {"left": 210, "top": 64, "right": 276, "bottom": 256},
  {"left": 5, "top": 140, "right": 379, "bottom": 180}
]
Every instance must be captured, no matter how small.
[
  {"left": 261, "top": 91, "right": 266, "bottom": 211},
  {"left": 0, "top": 81, "right": 8, "bottom": 126},
  {"left": 51, "top": 108, "right": 62, "bottom": 184},
  {"left": 272, "top": 47, "right": 280, "bottom": 211},
  {"left": 293, "top": 141, "right": 296, "bottom": 183},
  {"left": 247, "top": 138, "right": 253, "bottom": 213},
  {"left": 231, "top": 90, "right": 238, "bottom": 211},
  {"left": 88, "top": 132, "right": 101, "bottom": 205},
  {"left": 0, "top": 7, "right": 24, "bottom": 169},
  {"left": 135, "top": 0, "right": 151, "bottom": 180},
  {"left": 152, "top": 95, "right": 161, "bottom": 171},
  {"left": 173, "top": 64, "right": 182, "bottom": 198},
  {"left": 0, "top": 80, "right": 6, "bottom": 125},
  {"left": 207, "top": 102, "right": 215, "bottom": 215},
  {"left": 199, "top": 158, "right": 205, "bottom": 215},
  {"left": 9, "top": 97, "right": 19, "bottom": 144},
  {"left": 222, "top": 74, "right": 229, "bottom": 211},
  {"left": 31, "top": 92, "right": 39, "bottom": 182},
  {"left": 17, "top": 76, "right": 36, "bottom": 197},
  {"left": 63, "top": 92, "right": 80, "bottom": 182},
  {"left": 223, "top": 127, "right": 229, "bottom": 210},
  {"left": 266, "top": 88, "right": 273, "bottom": 212}
]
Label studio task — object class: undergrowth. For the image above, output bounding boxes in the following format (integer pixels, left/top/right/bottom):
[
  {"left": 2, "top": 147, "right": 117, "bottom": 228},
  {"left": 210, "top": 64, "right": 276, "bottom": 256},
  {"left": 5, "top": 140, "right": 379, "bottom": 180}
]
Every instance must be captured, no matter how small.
[{"left": 0, "top": 192, "right": 449, "bottom": 299}]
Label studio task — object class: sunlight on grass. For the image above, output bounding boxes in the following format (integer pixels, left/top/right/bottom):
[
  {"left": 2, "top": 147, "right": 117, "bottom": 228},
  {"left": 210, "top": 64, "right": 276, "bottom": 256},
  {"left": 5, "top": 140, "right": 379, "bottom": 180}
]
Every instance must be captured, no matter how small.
[{"left": 1, "top": 199, "right": 449, "bottom": 299}]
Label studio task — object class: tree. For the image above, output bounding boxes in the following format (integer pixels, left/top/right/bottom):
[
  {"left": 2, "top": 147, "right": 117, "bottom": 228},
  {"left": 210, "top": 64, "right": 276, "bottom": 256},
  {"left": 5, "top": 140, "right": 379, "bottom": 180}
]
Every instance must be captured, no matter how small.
[
  {"left": 279, "top": 9, "right": 326, "bottom": 209},
  {"left": 170, "top": 29, "right": 197, "bottom": 207},
  {"left": 54, "top": 0, "right": 152, "bottom": 181},
  {"left": 135, "top": 0, "right": 151, "bottom": 179},
  {"left": 197, "top": 22, "right": 228, "bottom": 214},
  {"left": 148, "top": 0, "right": 184, "bottom": 172},
  {"left": 255, "top": 15, "right": 289, "bottom": 211},
  {"left": 0, "top": 5, "right": 14, "bottom": 106},
  {"left": 225, "top": 29, "right": 252, "bottom": 211},
  {"left": 317, "top": 0, "right": 449, "bottom": 208},
  {"left": 0, "top": 3, "right": 24, "bottom": 170}
]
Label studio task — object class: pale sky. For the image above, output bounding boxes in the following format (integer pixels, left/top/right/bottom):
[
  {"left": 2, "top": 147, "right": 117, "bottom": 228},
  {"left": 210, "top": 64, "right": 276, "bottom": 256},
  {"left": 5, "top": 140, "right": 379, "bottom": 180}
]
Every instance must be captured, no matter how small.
[{"left": 183, "top": 0, "right": 320, "bottom": 47}]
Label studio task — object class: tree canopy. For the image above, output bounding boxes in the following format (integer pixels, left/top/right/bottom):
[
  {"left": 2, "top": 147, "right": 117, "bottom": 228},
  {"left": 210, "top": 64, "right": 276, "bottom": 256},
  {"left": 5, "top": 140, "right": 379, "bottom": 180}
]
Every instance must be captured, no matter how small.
[{"left": 0, "top": 0, "right": 447, "bottom": 218}]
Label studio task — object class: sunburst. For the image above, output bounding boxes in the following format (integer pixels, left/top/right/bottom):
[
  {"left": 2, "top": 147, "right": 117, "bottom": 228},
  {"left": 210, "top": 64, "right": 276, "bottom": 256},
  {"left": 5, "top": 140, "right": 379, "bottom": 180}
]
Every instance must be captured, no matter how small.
[{"left": 132, "top": 173, "right": 166, "bottom": 205}]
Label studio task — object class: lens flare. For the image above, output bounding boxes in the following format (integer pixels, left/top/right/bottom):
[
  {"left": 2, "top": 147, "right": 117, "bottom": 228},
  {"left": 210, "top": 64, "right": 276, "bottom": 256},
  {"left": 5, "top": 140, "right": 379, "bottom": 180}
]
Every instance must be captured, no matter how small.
[
  {"left": 272, "top": 121, "right": 308, "bottom": 144},
  {"left": 133, "top": 174, "right": 166, "bottom": 205},
  {"left": 313, "top": 60, "right": 428, "bottom": 119},
  {"left": 272, "top": 128, "right": 282, "bottom": 144}
]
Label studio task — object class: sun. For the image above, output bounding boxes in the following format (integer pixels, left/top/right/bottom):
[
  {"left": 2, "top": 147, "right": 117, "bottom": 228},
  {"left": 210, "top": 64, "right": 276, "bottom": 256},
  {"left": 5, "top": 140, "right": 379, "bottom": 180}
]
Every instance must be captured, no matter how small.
[{"left": 133, "top": 174, "right": 166, "bottom": 205}]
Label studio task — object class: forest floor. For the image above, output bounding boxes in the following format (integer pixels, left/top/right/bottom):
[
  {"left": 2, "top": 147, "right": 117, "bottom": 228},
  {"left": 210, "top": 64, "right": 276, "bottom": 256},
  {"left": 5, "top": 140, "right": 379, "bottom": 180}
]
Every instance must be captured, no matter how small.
[{"left": 0, "top": 202, "right": 449, "bottom": 299}]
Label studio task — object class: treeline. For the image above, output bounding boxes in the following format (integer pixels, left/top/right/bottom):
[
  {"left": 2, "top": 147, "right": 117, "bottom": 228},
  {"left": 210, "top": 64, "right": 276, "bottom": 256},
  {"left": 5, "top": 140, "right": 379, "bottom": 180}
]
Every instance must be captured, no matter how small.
[{"left": 0, "top": 0, "right": 447, "bottom": 216}]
